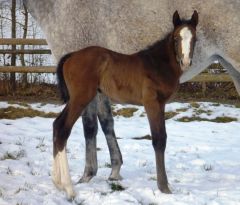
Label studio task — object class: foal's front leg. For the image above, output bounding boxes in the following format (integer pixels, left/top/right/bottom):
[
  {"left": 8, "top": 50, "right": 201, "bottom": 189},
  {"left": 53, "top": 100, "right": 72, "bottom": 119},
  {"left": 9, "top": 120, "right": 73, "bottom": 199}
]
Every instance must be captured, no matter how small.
[{"left": 144, "top": 100, "right": 171, "bottom": 194}]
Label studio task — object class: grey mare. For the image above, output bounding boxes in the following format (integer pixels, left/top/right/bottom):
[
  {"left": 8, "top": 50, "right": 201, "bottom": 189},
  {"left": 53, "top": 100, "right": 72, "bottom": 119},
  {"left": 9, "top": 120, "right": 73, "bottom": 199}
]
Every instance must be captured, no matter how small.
[{"left": 24, "top": 0, "right": 240, "bottom": 199}]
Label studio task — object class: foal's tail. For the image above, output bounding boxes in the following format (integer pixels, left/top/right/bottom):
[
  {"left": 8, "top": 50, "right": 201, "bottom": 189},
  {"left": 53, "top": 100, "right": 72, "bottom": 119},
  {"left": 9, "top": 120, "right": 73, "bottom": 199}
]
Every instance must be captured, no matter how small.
[{"left": 56, "top": 53, "right": 72, "bottom": 103}]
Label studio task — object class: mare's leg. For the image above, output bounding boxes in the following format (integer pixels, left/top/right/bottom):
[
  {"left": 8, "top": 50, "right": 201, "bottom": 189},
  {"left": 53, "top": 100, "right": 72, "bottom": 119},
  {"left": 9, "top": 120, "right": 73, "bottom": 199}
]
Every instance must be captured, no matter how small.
[
  {"left": 144, "top": 100, "right": 171, "bottom": 194},
  {"left": 217, "top": 55, "right": 240, "bottom": 95},
  {"left": 52, "top": 94, "right": 96, "bottom": 199},
  {"left": 97, "top": 93, "right": 123, "bottom": 180},
  {"left": 78, "top": 97, "right": 98, "bottom": 183}
]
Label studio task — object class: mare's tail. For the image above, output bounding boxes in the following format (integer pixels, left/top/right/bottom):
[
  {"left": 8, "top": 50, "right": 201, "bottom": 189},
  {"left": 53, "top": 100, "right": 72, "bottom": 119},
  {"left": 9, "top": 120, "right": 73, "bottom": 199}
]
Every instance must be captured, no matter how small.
[{"left": 56, "top": 53, "right": 72, "bottom": 103}]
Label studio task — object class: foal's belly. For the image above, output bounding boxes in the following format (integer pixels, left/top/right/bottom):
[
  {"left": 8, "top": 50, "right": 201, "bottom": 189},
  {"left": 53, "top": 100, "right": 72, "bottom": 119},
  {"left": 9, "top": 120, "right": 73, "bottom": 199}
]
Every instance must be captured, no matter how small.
[{"left": 99, "top": 79, "right": 143, "bottom": 105}]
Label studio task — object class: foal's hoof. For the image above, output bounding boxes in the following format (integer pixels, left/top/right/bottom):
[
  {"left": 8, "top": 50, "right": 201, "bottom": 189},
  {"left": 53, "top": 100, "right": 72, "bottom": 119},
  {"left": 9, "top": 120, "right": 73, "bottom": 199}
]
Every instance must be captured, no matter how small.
[
  {"left": 77, "top": 175, "right": 94, "bottom": 184},
  {"left": 66, "top": 191, "right": 76, "bottom": 202},
  {"left": 160, "top": 186, "right": 172, "bottom": 194}
]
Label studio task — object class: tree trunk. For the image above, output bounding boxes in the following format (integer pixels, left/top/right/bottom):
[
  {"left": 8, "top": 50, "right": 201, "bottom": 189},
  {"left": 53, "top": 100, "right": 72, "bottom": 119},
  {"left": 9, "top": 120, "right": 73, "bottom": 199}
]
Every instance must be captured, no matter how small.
[
  {"left": 10, "top": 0, "right": 16, "bottom": 92},
  {"left": 21, "top": 3, "right": 28, "bottom": 88}
]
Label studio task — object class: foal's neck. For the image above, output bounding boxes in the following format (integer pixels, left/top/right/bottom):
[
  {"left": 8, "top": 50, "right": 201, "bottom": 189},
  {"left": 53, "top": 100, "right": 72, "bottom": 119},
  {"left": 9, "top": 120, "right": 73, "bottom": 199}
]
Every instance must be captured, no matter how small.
[{"left": 138, "top": 32, "right": 182, "bottom": 79}]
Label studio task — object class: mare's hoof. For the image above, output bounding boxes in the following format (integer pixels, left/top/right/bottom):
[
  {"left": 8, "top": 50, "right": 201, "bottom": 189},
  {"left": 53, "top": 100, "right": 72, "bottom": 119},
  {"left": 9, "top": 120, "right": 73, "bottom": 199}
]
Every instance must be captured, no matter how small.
[
  {"left": 77, "top": 175, "right": 94, "bottom": 184},
  {"left": 108, "top": 174, "right": 123, "bottom": 181}
]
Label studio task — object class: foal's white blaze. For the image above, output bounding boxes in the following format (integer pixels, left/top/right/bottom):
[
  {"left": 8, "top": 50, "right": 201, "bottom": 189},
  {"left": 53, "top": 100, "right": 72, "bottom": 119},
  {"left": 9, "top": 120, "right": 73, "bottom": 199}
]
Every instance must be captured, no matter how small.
[
  {"left": 52, "top": 147, "right": 75, "bottom": 199},
  {"left": 180, "top": 27, "right": 193, "bottom": 66}
]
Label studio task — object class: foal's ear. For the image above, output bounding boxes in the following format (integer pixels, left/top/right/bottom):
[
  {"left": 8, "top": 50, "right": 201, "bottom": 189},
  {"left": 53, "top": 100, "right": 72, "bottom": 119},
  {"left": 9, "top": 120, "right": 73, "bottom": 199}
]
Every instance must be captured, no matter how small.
[
  {"left": 173, "top": 10, "right": 181, "bottom": 27},
  {"left": 191, "top": 10, "right": 198, "bottom": 27}
]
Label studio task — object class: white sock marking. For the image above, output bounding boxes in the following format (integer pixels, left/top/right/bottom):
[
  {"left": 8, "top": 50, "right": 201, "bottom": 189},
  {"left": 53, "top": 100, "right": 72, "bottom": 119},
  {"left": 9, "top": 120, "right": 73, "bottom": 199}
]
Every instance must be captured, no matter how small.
[{"left": 52, "top": 146, "right": 75, "bottom": 199}]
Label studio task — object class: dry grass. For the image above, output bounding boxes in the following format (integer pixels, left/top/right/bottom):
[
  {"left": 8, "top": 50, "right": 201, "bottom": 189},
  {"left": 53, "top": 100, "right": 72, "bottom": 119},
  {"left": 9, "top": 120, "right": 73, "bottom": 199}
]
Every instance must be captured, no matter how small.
[
  {"left": 0, "top": 106, "right": 58, "bottom": 119},
  {"left": 112, "top": 107, "right": 138, "bottom": 118},
  {"left": 165, "top": 111, "right": 178, "bottom": 119},
  {"left": 132, "top": 134, "right": 152, "bottom": 140},
  {"left": 1, "top": 150, "right": 25, "bottom": 161},
  {"left": 176, "top": 116, "right": 237, "bottom": 123},
  {"left": 194, "top": 109, "right": 212, "bottom": 115}
]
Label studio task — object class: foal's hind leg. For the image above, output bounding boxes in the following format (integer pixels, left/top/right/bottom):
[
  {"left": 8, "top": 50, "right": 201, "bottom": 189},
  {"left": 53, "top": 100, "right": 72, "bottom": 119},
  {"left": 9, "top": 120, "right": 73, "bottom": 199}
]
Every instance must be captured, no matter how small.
[
  {"left": 52, "top": 94, "right": 95, "bottom": 199},
  {"left": 78, "top": 97, "right": 98, "bottom": 183},
  {"left": 97, "top": 93, "right": 123, "bottom": 180}
]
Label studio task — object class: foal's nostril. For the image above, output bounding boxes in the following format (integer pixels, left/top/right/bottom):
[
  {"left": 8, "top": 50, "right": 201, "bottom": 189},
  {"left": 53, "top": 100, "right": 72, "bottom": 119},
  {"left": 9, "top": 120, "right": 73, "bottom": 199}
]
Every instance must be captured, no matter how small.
[{"left": 180, "top": 60, "right": 184, "bottom": 66}]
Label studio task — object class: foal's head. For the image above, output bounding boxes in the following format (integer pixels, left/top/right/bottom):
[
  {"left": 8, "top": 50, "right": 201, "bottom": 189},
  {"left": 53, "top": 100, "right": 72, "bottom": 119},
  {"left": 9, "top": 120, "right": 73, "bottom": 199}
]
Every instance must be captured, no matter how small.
[{"left": 172, "top": 10, "right": 198, "bottom": 71}]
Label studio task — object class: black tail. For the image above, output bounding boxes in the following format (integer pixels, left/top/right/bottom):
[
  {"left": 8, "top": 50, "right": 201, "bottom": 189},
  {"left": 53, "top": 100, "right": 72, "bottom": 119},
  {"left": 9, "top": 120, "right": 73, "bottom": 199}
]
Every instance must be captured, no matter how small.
[{"left": 56, "top": 53, "right": 72, "bottom": 103}]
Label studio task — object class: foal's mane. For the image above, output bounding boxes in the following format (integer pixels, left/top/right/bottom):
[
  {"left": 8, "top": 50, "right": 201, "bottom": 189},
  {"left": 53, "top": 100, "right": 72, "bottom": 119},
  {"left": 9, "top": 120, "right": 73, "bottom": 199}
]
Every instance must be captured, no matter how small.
[
  {"left": 138, "top": 20, "right": 192, "bottom": 71},
  {"left": 137, "top": 33, "right": 173, "bottom": 72}
]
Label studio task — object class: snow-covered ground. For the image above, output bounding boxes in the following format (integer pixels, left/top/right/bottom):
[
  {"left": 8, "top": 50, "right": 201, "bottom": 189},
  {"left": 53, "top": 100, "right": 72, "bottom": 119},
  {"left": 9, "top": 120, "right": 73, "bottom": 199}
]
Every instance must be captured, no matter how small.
[{"left": 0, "top": 102, "right": 240, "bottom": 205}]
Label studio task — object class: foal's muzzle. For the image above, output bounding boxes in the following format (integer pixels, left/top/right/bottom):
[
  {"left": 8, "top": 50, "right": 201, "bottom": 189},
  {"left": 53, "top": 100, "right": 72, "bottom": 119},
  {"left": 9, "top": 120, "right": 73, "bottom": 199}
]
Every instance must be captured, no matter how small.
[{"left": 180, "top": 58, "right": 192, "bottom": 68}]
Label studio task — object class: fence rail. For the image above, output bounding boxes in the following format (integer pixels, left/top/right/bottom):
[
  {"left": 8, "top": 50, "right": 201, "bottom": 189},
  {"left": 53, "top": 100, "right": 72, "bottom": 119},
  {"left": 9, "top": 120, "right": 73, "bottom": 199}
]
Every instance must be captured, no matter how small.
[
  {"left": 0, "top": 49, "right": 51, "bottom": 54},
  {"left": 0, "top": 66, "right": 55, "bottom": 73},
  {"left": 0, "top": 38, "right": 233, "bottom": 83},
  {"left": 0, "top": 38, "right": 47, "bottom": 45}
]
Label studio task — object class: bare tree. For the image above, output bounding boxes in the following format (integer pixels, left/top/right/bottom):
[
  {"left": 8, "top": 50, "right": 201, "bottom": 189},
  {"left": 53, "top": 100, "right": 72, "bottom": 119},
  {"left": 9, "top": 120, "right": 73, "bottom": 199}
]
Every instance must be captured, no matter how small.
[{"left": 20, "top": 2, "right": 28, "bottom": 87}]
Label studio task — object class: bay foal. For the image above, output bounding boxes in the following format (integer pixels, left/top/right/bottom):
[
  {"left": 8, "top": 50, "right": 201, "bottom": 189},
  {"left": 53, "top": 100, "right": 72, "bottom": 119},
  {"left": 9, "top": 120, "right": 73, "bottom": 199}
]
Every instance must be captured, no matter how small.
[{"left": 52, "top": 10, "right": 198, "bottom": 199}]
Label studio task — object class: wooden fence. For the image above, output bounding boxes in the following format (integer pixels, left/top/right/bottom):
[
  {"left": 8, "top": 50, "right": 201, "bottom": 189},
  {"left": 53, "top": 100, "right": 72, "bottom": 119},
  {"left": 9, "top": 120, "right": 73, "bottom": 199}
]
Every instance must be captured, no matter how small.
[{"left": 0, "top": 38, "right": 233, "bottom": 82}]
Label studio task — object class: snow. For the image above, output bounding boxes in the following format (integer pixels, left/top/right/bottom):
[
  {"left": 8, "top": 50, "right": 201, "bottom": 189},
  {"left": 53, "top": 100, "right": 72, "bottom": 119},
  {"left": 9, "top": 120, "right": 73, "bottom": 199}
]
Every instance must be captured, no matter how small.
[{"left": 0, "top": 102, "right": 240, "bottom": 205}]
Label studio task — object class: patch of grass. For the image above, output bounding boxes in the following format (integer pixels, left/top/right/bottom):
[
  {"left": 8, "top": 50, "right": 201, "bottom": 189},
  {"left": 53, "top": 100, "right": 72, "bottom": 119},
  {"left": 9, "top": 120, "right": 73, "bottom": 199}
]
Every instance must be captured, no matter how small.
[
  {"left": 112, "top": 107, "right": 138, "bottom": 118},
  {"left": 15, "top": 137, "right": 25, "bottom": 146},
  {"left": 174, "top": 179, "right": 181, "bottom": 183},
  {"left": 105, "top": 162, "right": 111, "bottom": 168},
  {"left": 0, "top": 106, "right": 58, "bottom": 119},
  {"left": 0, "top": 188, "right": 3, "bottom": 198},
  {"left": 132, "top": 135, "right": 152, "bottom": 140},
  {"left": 165, "top": 111, "right": 178, "bottom": 120},
  {"left": 176, "top": 108, "right": 189, "bottom": 112},
  {"left": 190, "top": 102, "right": 200, "bottom": 108},
  {"left": 109, "top": 182, "right": 125, "bottom": 192},
  {"left": 15, "top": 187, "right": 27, "bottom": 195},
  {"left": 100, "top": 192, "right": 108, "bottom": 196},
  {"left": 176, "top": 116, "right": 237, "bottom": 123},
  {"left": 212, "top": 103, "right": 221, "bottom": 107},
  {"left": 203, "top": 164, "right": 213, "bottom": 171},
  {"left": 6, "top": 167, "right": 13, "bottom": 175},
  {"left": 36, "top": 137, "right": 46, "bottom": 152},
  {"left": 213, "top": 116, "right": 238, "bottom": 123},
  {"left": 8, "top": 101, "right": 30, "bottom": 108},
  {"left": 149, "top": 176, "right": 157, "bottom": 181},
  {"left": 1, "top": 150, "right": 25, "bottom": 160},
  {"left": 194, "top": 109, "right": 212, "bottom": 115},
  {"left": 30, "top": 170, "right": 39, "bottom": 176}
]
